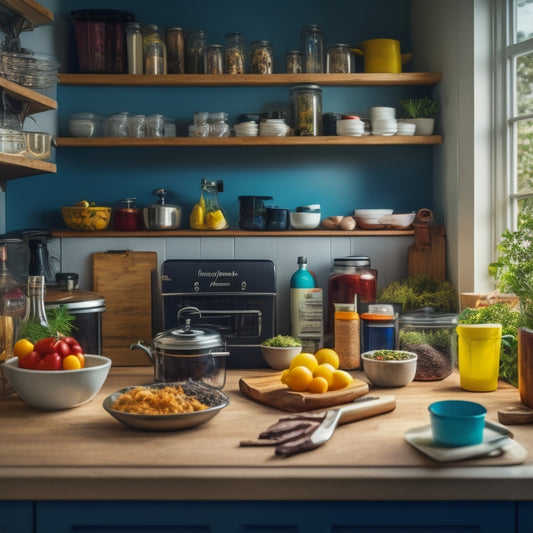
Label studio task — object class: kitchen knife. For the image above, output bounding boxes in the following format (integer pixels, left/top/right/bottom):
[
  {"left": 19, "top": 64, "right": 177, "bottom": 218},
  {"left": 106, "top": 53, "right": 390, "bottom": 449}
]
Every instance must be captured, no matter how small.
[{"left": 275, "top": 395, "right": 396, "bottom": 457}]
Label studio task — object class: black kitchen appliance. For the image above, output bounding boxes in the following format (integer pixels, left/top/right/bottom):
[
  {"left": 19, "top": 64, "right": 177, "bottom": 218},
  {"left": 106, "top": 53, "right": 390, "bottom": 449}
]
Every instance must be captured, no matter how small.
[{"left": 157, "top": 259, "right": 276, "bottom": 368}]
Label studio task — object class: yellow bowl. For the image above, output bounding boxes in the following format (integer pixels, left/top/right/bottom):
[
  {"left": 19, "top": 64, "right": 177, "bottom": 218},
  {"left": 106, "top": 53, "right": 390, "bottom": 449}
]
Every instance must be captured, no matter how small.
[{"left": 61, "top": 206, "right": 111, "bottom": 231}]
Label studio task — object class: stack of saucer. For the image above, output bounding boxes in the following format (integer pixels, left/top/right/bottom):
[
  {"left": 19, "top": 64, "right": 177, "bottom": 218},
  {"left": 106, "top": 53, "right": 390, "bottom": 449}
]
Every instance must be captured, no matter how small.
[
  {"left": 259, "top": 119, "right": 289, "bottom": 137},
  {"left": 234, "top": 121, "right": 259, "bottom": 137},
  {"left": 396, "top": 121, "right": 416, "bottom": 136},
  {"left": 336, "top": 116, "right": 365, "bottom": 136},
  {"left": 369, "top": 106, "right": 397, "bottom": 136}
]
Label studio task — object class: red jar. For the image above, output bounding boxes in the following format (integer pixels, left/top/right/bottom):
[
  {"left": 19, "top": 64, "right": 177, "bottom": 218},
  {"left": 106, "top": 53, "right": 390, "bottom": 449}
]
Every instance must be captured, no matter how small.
[
  {"left": 114, "top": 198, "right": 143, "bottom": 231},
  {"left": 327, "top": 256, "right": 377, "bottom": 333}
]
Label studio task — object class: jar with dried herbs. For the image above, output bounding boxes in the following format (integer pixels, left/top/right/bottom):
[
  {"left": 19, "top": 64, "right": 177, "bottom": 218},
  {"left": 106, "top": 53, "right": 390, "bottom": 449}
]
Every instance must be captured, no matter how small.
[
  {"left": 286, "top": 50, "right": 303, "bottom": 73},
  {"left": 300, "top": 24, "right": 324, "bottom": 73},
  {"left": 327, "top": 43, "right": 352, "bottom": 73},
  {"left": 186, "top": 29, "right": 206, "bottom": 73},
  {"left": 204, "top": 44, "right": 223, "bottom": 74},
  {"left": 250, "top": 40, "right": 273, "bottom": 74},
  {"left": 289, "top": 84, "right": 323, "bottom": 136},
  {"left": 166, "top": 27, "right": 185, "bottom": 74},
  {"left": 143, "top": 25, "right": 166, "bottom": 75},
  {"left": 224, "top": 32, "right": 246, "bottom": 74}
]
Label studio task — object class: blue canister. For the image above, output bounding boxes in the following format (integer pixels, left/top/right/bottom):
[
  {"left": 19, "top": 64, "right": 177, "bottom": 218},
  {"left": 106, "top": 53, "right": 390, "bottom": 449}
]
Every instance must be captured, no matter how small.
[{"left": 361, "top": 304, "right": 396, "bottom": 352}]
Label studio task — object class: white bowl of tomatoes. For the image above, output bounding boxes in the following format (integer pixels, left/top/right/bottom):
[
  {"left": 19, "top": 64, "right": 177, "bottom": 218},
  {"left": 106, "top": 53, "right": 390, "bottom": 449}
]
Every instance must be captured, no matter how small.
[{"left": 4, "top": 336, "right": 111, "bottom": 410}]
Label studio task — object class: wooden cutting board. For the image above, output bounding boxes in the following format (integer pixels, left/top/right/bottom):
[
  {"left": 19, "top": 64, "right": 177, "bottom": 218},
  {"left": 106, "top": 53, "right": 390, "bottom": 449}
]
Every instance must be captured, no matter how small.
[
  {"left": 239, "top": 372, "right": 369, "bottom": 412},
  {"left": 92, "top": 250, "right": 157, "bottom": 366}
]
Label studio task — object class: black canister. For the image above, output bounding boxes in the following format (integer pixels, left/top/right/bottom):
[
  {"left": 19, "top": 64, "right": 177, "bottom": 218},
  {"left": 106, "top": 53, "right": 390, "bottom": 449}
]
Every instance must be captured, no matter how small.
[{"left": 238, "top": 196, "right": 273, "bottom": 231}]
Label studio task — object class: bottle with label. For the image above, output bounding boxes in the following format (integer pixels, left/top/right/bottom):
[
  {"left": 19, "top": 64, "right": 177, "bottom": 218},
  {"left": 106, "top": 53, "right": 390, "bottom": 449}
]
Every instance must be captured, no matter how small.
[{"left": 290, "top": 257, "right": 323, "bottom": 350}]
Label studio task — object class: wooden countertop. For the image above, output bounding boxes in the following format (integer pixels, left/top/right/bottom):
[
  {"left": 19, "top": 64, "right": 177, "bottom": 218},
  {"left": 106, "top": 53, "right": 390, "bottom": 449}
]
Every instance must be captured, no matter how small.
[{"left": 2, "top": 367, "right": 533, "bottom": 501}]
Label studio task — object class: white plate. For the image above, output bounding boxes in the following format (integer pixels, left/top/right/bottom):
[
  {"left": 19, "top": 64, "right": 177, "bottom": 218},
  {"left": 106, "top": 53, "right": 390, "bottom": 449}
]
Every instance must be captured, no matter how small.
[{"left": 404, "top": 420, "right": 522, "bottom": 462}]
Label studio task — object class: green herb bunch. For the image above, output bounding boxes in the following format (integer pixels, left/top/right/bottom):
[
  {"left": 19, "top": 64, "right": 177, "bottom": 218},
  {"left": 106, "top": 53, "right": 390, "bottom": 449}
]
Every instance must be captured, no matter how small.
[
  {"left": 398, "top": 96, "right": 440, "bottom": 119},
  {"left": 261, "top": 335, "right": 302, "bottom": 347},
  {"left": 18, "top": 305, "right": 76, "bottom": 343},
  {"left": 489, "top": 206, "right": 533, "bottom": 329}
]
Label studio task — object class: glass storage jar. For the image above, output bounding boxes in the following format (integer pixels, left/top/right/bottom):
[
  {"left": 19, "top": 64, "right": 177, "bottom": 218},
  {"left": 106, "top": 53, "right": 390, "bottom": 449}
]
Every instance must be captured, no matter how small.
[
  {"left": 165, "top": 27, "right": 185, "bottom": 73},
  {"left": 208, "top": 112, "right": 230, "bottom": 137},
  {"left": 300, "top": 24, "right": 324, "bottom": 73},
  {"left": 286, "top": 50, "right": 303, "bottom": 73},
  {"left": 327, "top": 43, "right": 352, "bottom": 73},
  {"left": 250, "top": 40, "right": 273, "bottom": 74},
  {"left": 143, "top": 24, "right": 166, "bottom": 74},
  {"left": 114, "top": 198, "right": 143, "bottom": 231},
  {"left": 204, "top": 44, "right": 223, "bottom": 74},
  {"left": 185, "top": 29, "right": 206, "bottom": 73},
  {"left": 224, "top": 32, "right": 246, "bottom": 74},
  {"left": 126, "top": 22, "right": 143, "bottom": 74},
  {"left": 399, "top": 309, "right": 458, "bottom": 381},
  {"left": 289, "top": 84, "right": 323, "bottom": 136}
]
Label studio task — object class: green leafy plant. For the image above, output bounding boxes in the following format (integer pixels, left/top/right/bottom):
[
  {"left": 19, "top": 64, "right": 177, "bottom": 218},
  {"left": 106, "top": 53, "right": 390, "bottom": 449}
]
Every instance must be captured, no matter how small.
[
  {"left": 18, "top": 305, "right": 76, "bottom": 343},
  {"left": 261, "top": 335, "right": 302, "bottom": 347},
  {"left": 489, "top": 206, "right": 533, "bottom": 329},
  {"left": 398, "top": 96, "right": 440, "bottom": 119}
]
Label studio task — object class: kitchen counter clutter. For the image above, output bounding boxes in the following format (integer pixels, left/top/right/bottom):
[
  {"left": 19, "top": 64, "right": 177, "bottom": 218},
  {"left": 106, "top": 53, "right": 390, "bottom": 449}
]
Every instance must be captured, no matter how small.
[{"left": 2, "top": 366, "right": 533, "bottom": 502}]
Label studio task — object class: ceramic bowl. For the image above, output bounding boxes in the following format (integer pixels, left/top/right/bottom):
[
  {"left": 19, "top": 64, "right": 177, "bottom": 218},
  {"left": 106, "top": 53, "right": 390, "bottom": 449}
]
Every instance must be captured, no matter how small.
[
  {"left": 380, "top": 212, "right": 416, "bottom": 229},
  {"left": 3, "top": 354, "right": 111, "bottom": 410},
  {"left": 260, "top": 345, "right": 302, "bottom": 370},
  {"left": 361, "top": 350, "right": 417, "bottom": 387},
  {"left": 353, "top": 209, "right": 394, "bottom": 229},
  {"left": 290, "top": 211, "right": 321, "bottom": 230},
  {"left": 428, "top": 400, "right": 487, "bottom": 447},
  {"left": 61, "top": 206, "right": 112, "bottom": 231}
]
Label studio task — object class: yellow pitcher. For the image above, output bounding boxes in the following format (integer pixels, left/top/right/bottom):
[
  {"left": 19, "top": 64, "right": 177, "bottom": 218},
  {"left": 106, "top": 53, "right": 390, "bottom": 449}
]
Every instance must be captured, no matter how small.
[{"left": 351, "top": 39, "right": 412, "bottom": 73}]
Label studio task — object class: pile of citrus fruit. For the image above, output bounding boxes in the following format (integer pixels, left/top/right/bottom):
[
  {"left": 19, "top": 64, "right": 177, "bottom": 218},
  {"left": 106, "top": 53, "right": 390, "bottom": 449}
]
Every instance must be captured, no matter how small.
[{"left": 280, "top": 348, "right": 353, "bottom": 393}]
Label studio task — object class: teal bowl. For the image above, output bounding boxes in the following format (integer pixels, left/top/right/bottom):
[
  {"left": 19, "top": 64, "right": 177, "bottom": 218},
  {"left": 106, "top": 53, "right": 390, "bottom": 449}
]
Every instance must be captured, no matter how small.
[{"left": 428, "top": 400, "right": 487, "bottom": 447}]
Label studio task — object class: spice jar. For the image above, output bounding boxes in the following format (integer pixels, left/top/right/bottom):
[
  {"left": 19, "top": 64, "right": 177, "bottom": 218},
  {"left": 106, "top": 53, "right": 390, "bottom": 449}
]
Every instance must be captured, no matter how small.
[
  {"left": 185, "top": 29, "right": 206, "bottom": 73},
  {"left": 166, "top": 27, "right": 185, "bottom": 74},
  {"left": 193, "top": 112, "right": 210, "bottom": 137},
  {"left": 286, "top": 50, "right": 303, "bottom": 73},
  {"left": 224, "top": 32, "right": 246, "bottom": 74},
  {"left": 300, "top": 24, "right": 324, "bottom": 73},
  {"left": 361, "top": 304, "right": 397, "bottom": 352},
  {"left": 327, "top": 43, "right": 352, "bottom": 73},
  {"left": 399, "top": 309, "right": 458, "bottom": 381},
  {"left": 208, "top": 112, "right": 230, "bottom": 137},
  {"left": 334, "top": 304, "right": 360, "bottom": 370},
  {"left": 143, "top": 24, "right": 166, "bottom": 74},
  {"left": 327, "top": 256, "right": 377, "bottom": 333},
  {"left": 289, "top": 84, "right": 323, "bottom": 136},
  {"left": 204, "top": 44, "right": 223, "bottom": 74},
  {"left": 126, "top": 22, "right": 143, "bottom": 74},
  {"left": 114, "top": 198, "right": 143, "bottom": 231},
  {"left": 250, "top": 40, "right": 273, "bottom": 74}
]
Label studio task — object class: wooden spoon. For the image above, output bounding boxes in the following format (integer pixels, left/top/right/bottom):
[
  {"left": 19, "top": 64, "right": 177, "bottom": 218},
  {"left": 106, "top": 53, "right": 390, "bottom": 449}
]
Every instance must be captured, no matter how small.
[{"left": 498, "top": 405, "right": 533, "bottom": 425}]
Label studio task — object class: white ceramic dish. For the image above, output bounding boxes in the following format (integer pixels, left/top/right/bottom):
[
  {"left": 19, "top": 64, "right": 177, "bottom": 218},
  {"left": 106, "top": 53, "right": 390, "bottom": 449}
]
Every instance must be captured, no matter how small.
[
  {"left": 379, "top": 212, "right": 416, "bottom": 229},
  {"left": 354, "top": 209, "right": 394, "bottom": 229},
  {"left": 290, "top": 211, "right": 321, "bottom": 229},
  {"left": 4, "top": 354, "right": 111, "bottom": 410},
  {"left": 260, "top": 345, "right": 302, "bottom": 370},
  {"left": 103, "top": 381, "right": 230, "bottom": 431},
  {"left": 361, "top": 350, "right": 417, "bottom": 387}
]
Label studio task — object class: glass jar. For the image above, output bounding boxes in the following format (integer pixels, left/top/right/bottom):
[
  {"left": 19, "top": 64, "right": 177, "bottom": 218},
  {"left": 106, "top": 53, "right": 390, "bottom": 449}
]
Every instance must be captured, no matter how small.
[
  {"left": 193, "top": 112, "right": 210, "bottom": 137},
  {"left": 146, "top": 114, "right": 164, "bottom": 137},
  {"left": 143, "top": 24, "right": 166, "bottom": 74},
  {"left": 327, "top": 43, "right": 352, "bottom": 73},
  {"left": 126, "top": 22, "right": 143, "bottom": 74},
  {"left": 201, "top": 179, "right": 228, "bottom": 230},
  {"left": 204, "top": 44, "right": 223, "bottom": 74},
  {"left": 361, "top": 304, "right": 397, "bottom": 352},
  {"left": 166, "top": 27, "right": 185, "bottom": 74},
  {"left": 250, "top": 40, "right": 273, "bottom": 74},
  {"left": 185, "top": 29, "right": 206, "bottom": 73},
  {"left": 114, "top": 198, "right": 143, "bottom": 231},
  {"left": 300, "top": 24, "right": 324, "bottom": 73},
  {"left": 208, "top": 112, "right": 230, "bottom": 137},
  {"left": 286, "top": 50, "right": 303, "bottom": 73},
  {"left": 399, "top": 309, "right": 458, "bottom": 381},
  {"left": 289, "top": 84, "right": 323, "bottom": 136},
  {"left": 334, "top": 303, "right": 360, "bottom": 370},
  {"left": 327, "top": 256, "right": 377, "bottom": 333},
  {"left": 224, "top": 32, "right": 246, "bottom": 74},
  {"left": 127, "top": 114, "right": 146, "bottom": 137}
]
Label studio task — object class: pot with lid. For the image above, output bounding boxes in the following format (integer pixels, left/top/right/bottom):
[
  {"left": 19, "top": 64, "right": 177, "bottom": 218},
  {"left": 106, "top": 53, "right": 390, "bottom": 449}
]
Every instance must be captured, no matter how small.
[
  {"left": 143, "top": 188, "right": 181, "bottom": 230},
  {"left": 130, "top": 307, "right": 229, "bottom": 388}
]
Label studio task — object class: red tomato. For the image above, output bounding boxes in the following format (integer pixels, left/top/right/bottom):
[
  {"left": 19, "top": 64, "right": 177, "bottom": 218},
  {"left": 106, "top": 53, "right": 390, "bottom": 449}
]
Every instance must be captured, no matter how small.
[
  {"left": 33, "top": 337, "right": 57, "bottom": 356},
  {"left": 37, "top": 352, "right": 62, "bottom": 371},
  {"left": 68, "top": 344, "right": 84, "bottom": 355},
  {"left": 18, "top": 350, "right": 42, "bottom": 370},
  {"left": 53, "top": 340, "right": 71, "bottom": 358},
  {"left": 62, "top": 337, "right": 84, "bottom": 354}
]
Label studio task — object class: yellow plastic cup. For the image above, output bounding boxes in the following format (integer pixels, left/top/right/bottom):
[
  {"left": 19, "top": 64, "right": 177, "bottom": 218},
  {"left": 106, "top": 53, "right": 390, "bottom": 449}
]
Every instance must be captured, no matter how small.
[{"left": 456, "top": 324, "right": 502, "bottom": 392}]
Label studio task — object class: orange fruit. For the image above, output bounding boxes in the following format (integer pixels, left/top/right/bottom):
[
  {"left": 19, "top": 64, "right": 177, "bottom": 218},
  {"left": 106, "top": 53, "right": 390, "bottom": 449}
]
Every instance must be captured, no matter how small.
[
  {"left": 289, "top": 352, "right": 318, "bottom": 372},
  {"left": 307, "top": 376, "right": 329, "bottom": 393},
  {"left": 314, "top": 348, "right": 340, "bottom": 369},
  {"left": 284, "top": 365, "right": 314, "bottom": 392},
  {"left": 313, "top": 363, "right": 335, "bottom": 387},
  {"left": 13, "top": 338, "right": 34, "bottom": 359},
  {"left": 329, "top": 369, "right": 354, "bottom": 391}
]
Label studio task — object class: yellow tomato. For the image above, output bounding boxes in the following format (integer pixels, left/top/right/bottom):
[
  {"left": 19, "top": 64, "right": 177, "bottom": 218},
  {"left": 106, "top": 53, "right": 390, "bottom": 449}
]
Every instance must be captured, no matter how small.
[
  {"left": 329, "top": 369, "right": 354, "bottom": 391},
  {"left": 13, "top": 338, "right": 34, "bottom": 359},
  {"left": 314, "top": 348, "right": 340, "bottom": 369},
  {"left": 307, "top": 376, "right": 329, "bottom": 393},
  {"left": 313, "top": 363, "right": 335, "bottom": 387},
  {"left": 62, "top": 354, "right": 82, "bottom": 370},
  {"left": 284, "top": 365, "right": 314, "bottom": 392},
  {"left": 289, "top": 352, "right": 318, "bottom": 372},
  {"left": 190, "top": 197, "right": 207, "bottom": 229},
  {"left": 205, "top": 210, "right": 227, "bottom": 230}
]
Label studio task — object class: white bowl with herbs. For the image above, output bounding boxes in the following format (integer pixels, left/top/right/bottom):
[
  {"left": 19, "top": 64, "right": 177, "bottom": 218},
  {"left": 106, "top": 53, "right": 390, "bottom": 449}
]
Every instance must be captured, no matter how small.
[
  {"left": 361, "top": 349, "right": 418, "bottom": 387},
  {"left": 260, "top": 335, "right": 302, "bottom": 370}
]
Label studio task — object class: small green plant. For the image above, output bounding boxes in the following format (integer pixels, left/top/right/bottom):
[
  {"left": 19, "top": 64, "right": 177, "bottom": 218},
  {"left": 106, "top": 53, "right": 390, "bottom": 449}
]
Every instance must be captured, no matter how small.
[
  {"left": 398, "top": 96, "right": 440, "bottom": 119},
  {"left": 261, "top": 335, "right": 302, "bottom": 347}
]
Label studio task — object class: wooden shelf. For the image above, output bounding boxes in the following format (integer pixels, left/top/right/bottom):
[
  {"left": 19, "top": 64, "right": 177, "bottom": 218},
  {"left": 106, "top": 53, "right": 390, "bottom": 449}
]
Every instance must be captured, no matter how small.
[
  {"left": 52, "top": 228, "right": 415, "bottom": 238},
  {"left": 58, "top": 72, "right": 442, "bottom": 87},
  {"left": 0, "top": 76, "right": 57, "bottom": 115},
  {"left": 56, "top": 135, "right": 442, "bottom": 147},
  {"left": 0, "top": 0, "right": 53, "bottom": 31},
  {"left": 0, "top": 153, "right": 55, "bottom": 190}
]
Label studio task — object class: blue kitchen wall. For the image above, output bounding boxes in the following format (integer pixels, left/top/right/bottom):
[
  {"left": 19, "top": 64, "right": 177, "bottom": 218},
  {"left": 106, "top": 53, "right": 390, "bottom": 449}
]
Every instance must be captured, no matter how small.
[{"left": 4, "top": 0, "right": 436, "bottom": 231}]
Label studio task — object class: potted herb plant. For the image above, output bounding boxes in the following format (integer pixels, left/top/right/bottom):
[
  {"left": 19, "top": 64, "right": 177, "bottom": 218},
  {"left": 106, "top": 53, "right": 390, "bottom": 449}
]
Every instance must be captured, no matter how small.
[
  {"left": 489, "top": 206, "right": 533, "bottom": 406},
  {"left": 398, "top": 96, "right": 440, "bottom": 135}
]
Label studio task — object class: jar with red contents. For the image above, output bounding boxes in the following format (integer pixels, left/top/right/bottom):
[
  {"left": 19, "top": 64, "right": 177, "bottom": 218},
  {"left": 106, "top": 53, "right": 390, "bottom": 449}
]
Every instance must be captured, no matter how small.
[
  {"left": 114, "top": 198, "right": 143, "bottom": 230},
  {"left": 327, "top": 256, "right": 377, "bottom": 333}
]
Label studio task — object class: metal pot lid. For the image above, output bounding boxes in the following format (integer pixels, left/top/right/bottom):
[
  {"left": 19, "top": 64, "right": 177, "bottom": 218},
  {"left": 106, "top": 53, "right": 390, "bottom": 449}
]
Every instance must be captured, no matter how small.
[
  {"left": 153, "top": 325, "right": 224, "bottom": 353},
  {"left": 399, "top": 307, "right": 458, "bottom": 327}
]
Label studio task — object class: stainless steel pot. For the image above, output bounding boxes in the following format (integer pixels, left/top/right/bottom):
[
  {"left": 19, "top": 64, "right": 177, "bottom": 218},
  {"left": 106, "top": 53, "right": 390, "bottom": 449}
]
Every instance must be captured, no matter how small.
[
  {"left": 143, "top": 188, "right": 181, "bottom": 230},
  {"left": 130, "top": 307, "right": 229, "bottom": 388}
]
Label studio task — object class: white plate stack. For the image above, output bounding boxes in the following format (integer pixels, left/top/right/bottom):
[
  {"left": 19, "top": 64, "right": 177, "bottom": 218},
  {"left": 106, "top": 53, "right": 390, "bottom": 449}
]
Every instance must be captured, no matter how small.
[
  {"left": 370, "top": 106, "right": 397, "bottom": 136},
  {"left": 234, "top": 121, "right": 259, "bottom": 137},
  {"left": 336, "top": 116, "right": 365, "bottom": 136},
  {"left": 259, "top": 119, "right": 289, "bottom": 137},
  {"left": 396, "top": 121, "right": 416, "bottom": 136}
]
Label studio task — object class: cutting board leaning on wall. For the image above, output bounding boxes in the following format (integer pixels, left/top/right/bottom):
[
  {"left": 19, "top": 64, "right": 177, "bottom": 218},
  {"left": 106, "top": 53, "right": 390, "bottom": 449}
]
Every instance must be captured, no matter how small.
[{"left": 92, "top": 251, "right": 157, "bottom": 366}]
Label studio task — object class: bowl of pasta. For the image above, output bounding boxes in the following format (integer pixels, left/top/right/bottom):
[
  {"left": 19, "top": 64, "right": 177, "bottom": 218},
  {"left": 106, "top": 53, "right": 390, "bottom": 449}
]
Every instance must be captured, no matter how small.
[{"left": 102, "top": 380, "right": 230, "bottom": 431}]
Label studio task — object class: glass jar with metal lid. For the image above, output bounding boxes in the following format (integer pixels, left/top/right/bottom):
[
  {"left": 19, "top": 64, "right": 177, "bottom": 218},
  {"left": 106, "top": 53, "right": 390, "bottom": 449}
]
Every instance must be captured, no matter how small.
[
  {"left": 185, "top": 29, "right": 206, "bottom": 73},
  {"left": 327, "top": 43, "right": 352, "bottom": 73},
  {"left": 165, "top": 27, "right": 185, "bottom": 73},
  {"left": 399, "top": 308, "right": 458, "bottom": 381},
  {"left": 300, "top": 24, "right": 324, "bottom": 73},
  {"left": 289, "top": 84, "right": 323, "bottom": 136},
  {"left": 250, "top": 40, "right": 273, "bottom": 74},
  {"left": 224, "top": 32, "right": 246, "bottom": 74},
  {"left": 143, "top": 24, "right": 166, "bottom": 74},
  {"left": 204, "top": 44, "right": 223, "bottom": 74}
]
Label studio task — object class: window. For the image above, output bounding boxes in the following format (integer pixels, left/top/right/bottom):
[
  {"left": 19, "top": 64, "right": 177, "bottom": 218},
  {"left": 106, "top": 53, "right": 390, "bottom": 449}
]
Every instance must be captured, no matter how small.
[{"left": 506, "top": 0, "right": 533, "bottom": 222}]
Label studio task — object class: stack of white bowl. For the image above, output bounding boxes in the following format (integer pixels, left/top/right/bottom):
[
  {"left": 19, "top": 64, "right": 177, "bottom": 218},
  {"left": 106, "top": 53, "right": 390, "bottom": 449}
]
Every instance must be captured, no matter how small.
[
  {"left": 369, "top": 106, "right": 397, "bottom": 136},
  {"left": 336, "top": 116, "right": 365, "bottom": 136},
  {"left": 234, "top": 121, "right": 259, "bottom": 137},
  {"left": 396, "top": 121, "right": 416, "bottom": 136},
  {"left": 259, "top": 119, "right": 289, "bottom": 137}
]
